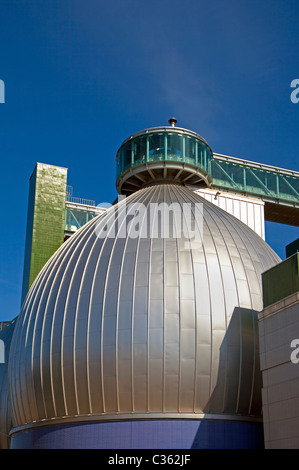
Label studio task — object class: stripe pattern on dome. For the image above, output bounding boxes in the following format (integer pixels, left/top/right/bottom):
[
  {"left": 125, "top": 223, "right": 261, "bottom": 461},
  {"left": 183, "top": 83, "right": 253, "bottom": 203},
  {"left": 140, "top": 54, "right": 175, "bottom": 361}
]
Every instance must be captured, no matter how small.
[{"left": 8, "top": 184, "right": 280, "bottom": 431}]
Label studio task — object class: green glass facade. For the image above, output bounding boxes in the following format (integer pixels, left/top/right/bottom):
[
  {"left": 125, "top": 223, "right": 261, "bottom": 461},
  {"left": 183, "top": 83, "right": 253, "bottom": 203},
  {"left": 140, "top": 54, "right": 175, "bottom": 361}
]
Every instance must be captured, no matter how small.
[
  {"left": 116, "top": 131, "right": 213, "bottom": 180},
  {"left": 65, "top": 205, "right": 98, "bottom": 233},
  {"left": 211, "top": 156, "right": 299, "bottom": 205},
  {"left": 116, "top": 129, "right": 299, "bottom": 208},
  {"left": 21, "top": 163, "right": 67, "bottom": 304}
]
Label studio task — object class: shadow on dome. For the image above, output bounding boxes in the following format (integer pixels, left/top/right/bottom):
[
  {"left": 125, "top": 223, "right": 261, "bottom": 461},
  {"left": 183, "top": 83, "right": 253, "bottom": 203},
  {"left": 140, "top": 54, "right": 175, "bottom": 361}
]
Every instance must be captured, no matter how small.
[{"left": 191, "top": 306, "right": 264, "bottom": 449}]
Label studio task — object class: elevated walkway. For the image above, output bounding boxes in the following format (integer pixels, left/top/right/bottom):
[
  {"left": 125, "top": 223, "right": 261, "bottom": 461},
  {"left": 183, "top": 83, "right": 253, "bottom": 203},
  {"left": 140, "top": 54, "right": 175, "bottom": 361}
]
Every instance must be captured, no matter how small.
[{"left": 212, "top": 153, "right": 299, "bottom": 226}]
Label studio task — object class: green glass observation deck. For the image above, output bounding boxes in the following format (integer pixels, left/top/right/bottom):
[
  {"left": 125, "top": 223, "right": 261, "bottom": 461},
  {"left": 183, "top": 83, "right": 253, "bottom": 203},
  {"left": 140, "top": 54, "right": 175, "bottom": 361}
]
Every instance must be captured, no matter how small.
[
  {"left": 116, "top": 124, "right": 213, "bottom": 194},
  {"left": 115, "top": 121, "right": 299, "bottom": 227}
]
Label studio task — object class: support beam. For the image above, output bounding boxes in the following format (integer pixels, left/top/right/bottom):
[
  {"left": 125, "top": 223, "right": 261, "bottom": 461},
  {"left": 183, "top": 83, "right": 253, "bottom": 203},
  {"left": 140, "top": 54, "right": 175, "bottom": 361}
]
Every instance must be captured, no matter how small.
[{"left": 264, "top": 202, "right": 299, "bottom": 227}]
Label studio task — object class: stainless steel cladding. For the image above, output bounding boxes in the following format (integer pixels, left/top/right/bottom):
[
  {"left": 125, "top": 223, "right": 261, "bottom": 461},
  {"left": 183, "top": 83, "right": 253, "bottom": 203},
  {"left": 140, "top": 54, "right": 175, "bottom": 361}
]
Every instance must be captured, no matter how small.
[{"left": 8, "top": 184, "right": 280, "bottom": 433}]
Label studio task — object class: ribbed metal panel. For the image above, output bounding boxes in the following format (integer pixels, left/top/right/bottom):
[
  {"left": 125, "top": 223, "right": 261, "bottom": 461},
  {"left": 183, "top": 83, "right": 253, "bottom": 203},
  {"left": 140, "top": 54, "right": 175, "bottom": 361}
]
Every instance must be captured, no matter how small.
[{"left": 8, "top": 184, "right": 280, "bottom": 432}]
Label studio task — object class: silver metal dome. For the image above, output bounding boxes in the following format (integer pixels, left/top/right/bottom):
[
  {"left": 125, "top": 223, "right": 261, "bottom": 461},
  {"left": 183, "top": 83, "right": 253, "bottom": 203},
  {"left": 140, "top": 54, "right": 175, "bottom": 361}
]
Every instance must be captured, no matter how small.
[{"left": 8, "top": 184, "right": 280, "bottom": 435}]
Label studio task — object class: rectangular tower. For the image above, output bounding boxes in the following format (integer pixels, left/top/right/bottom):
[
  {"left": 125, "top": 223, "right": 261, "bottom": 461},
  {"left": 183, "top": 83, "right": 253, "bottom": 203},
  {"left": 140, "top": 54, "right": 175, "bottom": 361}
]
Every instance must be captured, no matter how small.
[{"left": 21, "top": 163, "right": 67, "bottom": 304}]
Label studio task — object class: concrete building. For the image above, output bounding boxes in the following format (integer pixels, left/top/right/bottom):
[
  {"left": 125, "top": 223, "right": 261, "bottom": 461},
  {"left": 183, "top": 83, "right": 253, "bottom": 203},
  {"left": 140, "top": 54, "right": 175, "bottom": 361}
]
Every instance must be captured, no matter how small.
[
  {"left": 0, "top": 120, "right": 298, "bottom": 449},
  {"left": 259, "top": 244, "right": 299, "bottom": 448}
]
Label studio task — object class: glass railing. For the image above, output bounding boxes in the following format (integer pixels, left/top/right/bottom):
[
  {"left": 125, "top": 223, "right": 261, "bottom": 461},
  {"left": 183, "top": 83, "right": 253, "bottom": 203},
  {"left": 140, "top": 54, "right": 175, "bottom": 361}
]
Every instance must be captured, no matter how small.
[
  {"left": 65, "top": 206, "right": 98, "bottom": 233},
  {"left": 116, "top": 131, "right": 213, "bottom": 180},
  {"left": 211, "top": 157, "right": 299, "bottom": 204},
  {"left": 116, "top": 130, "right": 299, "bottom": 205}
]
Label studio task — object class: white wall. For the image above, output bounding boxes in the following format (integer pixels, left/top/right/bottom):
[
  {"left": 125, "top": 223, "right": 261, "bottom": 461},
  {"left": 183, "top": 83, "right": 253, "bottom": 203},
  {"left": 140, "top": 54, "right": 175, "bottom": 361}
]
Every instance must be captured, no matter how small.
[{"left": 193, "top": 187, "right": 265, "bottom": 239}]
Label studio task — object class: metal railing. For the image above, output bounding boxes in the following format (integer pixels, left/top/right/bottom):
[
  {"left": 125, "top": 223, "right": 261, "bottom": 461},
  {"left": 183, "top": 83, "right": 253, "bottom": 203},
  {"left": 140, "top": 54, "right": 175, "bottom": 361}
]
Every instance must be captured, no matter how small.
[
  {"left": 211, "top": 153, "right": 299, "bottom": 206},
  {"left": 66, "top": 195, "right": 96, "bottom": 206},
  {"left": 66, "top": 185, "right": 95, "bottom": 206}
]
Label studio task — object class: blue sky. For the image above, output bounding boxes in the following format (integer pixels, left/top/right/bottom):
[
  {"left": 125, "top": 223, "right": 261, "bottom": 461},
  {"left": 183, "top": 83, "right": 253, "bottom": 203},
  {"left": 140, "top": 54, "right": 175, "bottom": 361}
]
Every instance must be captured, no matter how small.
[{"left": 0, "top": 0, "right": 298, "bottom": 321}]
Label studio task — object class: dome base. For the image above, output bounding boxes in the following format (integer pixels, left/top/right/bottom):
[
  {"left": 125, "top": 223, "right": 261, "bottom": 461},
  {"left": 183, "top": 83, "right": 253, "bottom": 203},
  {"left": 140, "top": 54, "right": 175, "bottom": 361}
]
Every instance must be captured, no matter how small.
[{"left": 9, "top": 418, "right": 264, "bottom": 449}]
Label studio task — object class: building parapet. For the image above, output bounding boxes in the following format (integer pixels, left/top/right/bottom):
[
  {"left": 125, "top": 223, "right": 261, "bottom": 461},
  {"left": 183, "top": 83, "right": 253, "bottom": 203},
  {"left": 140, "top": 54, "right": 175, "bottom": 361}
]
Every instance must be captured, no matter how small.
[{"left": 262, "top": 252, "right": 299, "bottom": 308}]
